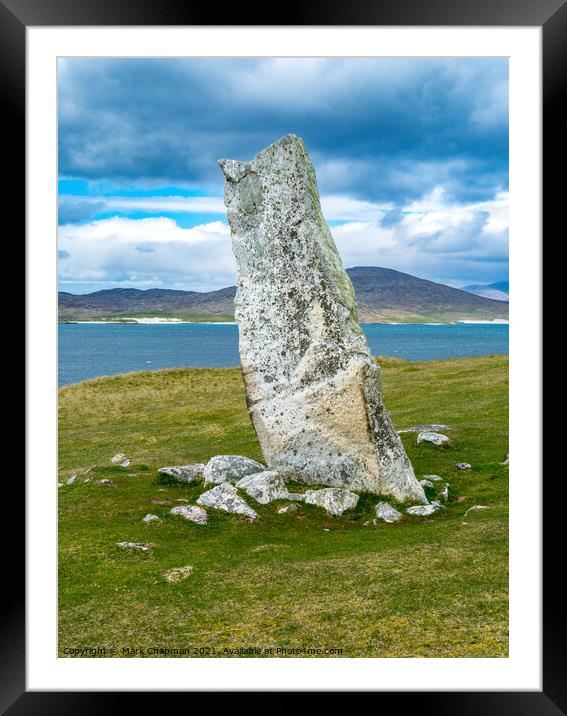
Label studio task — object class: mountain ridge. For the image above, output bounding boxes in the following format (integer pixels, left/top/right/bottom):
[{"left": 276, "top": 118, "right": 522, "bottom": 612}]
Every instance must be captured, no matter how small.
[{"left": 59, "top": 266, "right": 509, "bottom": 323}]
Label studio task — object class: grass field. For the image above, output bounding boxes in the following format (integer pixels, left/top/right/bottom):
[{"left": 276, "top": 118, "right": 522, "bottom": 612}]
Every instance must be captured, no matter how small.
[{"left": 58, "top": 355, "right": 509, "bottom": 658}]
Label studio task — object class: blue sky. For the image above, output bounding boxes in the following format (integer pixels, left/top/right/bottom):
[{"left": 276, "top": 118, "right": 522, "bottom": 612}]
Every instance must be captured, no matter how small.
[{"left": 58, "top": 58, "right": 508, "bottom": 294}]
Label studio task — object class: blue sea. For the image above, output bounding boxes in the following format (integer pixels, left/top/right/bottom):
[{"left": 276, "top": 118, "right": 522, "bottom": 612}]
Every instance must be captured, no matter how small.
[{"left": 58, "top": 322, "right": 509, "bottom": 387}]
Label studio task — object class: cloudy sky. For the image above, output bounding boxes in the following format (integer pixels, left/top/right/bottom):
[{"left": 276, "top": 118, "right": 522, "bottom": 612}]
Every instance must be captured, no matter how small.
[{"left": 58, "top": 58, "right": 508, "bottom": 294}]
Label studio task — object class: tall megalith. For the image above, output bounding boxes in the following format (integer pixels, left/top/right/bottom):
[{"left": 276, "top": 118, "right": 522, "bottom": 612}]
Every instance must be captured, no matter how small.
[{"left": 219, "top": 134, "right": 426, "bottom": 503}]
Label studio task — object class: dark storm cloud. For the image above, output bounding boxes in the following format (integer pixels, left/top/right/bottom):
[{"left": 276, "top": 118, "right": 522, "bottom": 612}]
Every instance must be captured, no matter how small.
[{"left": 58, "top": 57, "right": 508, "bottom": 204}]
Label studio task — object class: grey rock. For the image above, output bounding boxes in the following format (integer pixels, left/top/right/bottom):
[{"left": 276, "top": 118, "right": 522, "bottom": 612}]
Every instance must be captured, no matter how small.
[
  {"left": 197, "top": 482, "right": 257, "bottom": 521},
  {"left": 417, "top": 431, "right": 450, "bottom": 446},
  {"left": 456, "top": 462, "right": 472, "bottom": 471},
  {"left": 158, "top": 463, "right": 205, "bottom": 482},
  {"left": 66, "top": 475, "right": 77, "bottom": 485},
  {"left": 463, "top": 504, "right": 489, "bottom": 518},
  {"left": 374, "top": 502, "right": 402, "bottom": 523},
  {"left": 303, "top": 487, "right": 359, "bottom": 516},
  {"left": 419, "top": 479, "right": 434, "bottom": 489},
  {"left": 110, "top": 453, "right": 127, "bottom": 464},
  {"left": 57, "top": 482, "right": 63, "bottom": 488},
  {"left": 98, "top": 479, "right": 114, "bottom": 486},
  {"left": 120, "top": 459, "right": 131, "bottom": 467},
  {"left": 142, "top": 513, "right": 162, "bottom": 524},
  {"left": 440, "top": 484, "right": 450, "bottom": 502},
  {"left": 277, "top": 504, "right": 298, "bottom": 514},
  {"left": 203, "top": 455, "right": 266, "bottom": 485},
  {"left": 170, "top": 505, "right": 208, "bottom": 524},
  {"left": 117, "top": 541, "right": 150, "bottom": 552},
  {"left": 398, "top": 424, "right": 450, "bottom": 434},
  {"left": 235, "top": 470, "right": 289, "bottom": 504},
  {"left": 126, "top": 473, "right": 138, "bottom": 478},
  {"left": 219, "top": 134, "right": 426, "bottom": 504},
  {"left": 406, "top": 503, "right": 443, "bottom": 516},
  {"left": 422, "top": 474, "right": 444, "bottom": 482},
  {"left": 501, "top": 454, "right": 509, "bottom": 465}
]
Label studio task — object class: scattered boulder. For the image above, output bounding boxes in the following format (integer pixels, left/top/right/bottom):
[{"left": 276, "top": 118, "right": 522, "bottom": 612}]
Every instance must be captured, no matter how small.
[
  {"left": 417, "top": 431, "right": 450, "bottom": 446},
  {"left": 126, "top": 473, "right": 138, "bottom": 478},
  {"left": 398, "top": 424, "right": 450, "bottom": 434},
  {"left": 374, "top": 502, "right": 402, "bottom": 523},
  {"left": 422, "top": 474, "right": 444, "bottom": 482},
  {"left": 203, "top": 455, "right": 266, "bottom": 485},
  {"left": 158, "top": 464, "right": 205, "bottom": 482},
  {"left": 142, "top": 513, "right": 162, "bottom": 524},
  {"left": 235, "top": 471, "right": 289, "bottom": 504},
  {"left": 406, "top": 503, "right": 443, "bottom": 516},
  {"left": 463, "top": 505, "right": 489, "bottom": 518},
  {"left": 219, "top": 134, "right": 426, "bottom": 505},
  {"left": 277, "top": 504, "right": 298, "bottom": 514},
  {"left": 111, "top": 453, "right": 127, "bottom": 464},
  {"left": 440, "top": 484, "right": 450, "bottom": 502},
  {"left": 98, "top": 479, "right": 114, "bottom": 486},
  {"left": 456, "top": 462, "right": 472, "bottom": 471},
  {"left": 120, "top": 459, "right": 131, "bottom": 467},
  {"left": 170, "top": 505, "right": 208, "bottom": 524},
  {"left": 117, "top": 541, "right": 150, "bottom": 552},
  {"left": 66, "top": 475, "right": 77, "bottom": 485},
  {"left": 163, "top": 565, "right": 193, "bottom": 583},
  {"left": 501, "top": 454, "right": 509, "bottom": 465},
  {"left": 303, "top": 488, "right": 359, "bottom": 517},
  {"left": 419, "top": 479, "right": 434, "bottom": 489},
  {"left": 197, "top": 483, "right": 257, "bottom": 521}
]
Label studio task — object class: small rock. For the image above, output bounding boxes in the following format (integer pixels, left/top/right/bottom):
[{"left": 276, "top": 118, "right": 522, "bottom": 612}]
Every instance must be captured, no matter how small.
[
  {"left": 163, "top": 565, "right": 193, "bottom": 583},
  {"left": 374, "top": 502, "right": 402, "bottom": 523},
  {"left": 126, "top": 473, "right": 138, "bottom": 478},
  {"left": 170, "top": 505, "right": 208, "bottom": 524},
  {"left": 57, "top": 482, "right": 63, "bottom": 488},
  {"left": 323, "top": 528, "right": 330, "bottom": 532},
  {"left": 203, "top": 455, "right": 266, "bottom": 484},
  {"left": 98, "top": 479, "right": 114, "bottom": 486},
  {"left": 440, "top": 484, "right": 450, "bottom": 502},
  {"left": 406, "top": 503, "right": 443, "bottom": 516},
  {"left": 419, "top": 479, "right": 434, "bottom": 489},
  {"left": 197, "top": 483, "right": 257, "bottom": 521},
  {"left": 417, "top": 431, "right": 450, "bottom": 446},
  {"left": 501, "top": 454, "right": 509, "bottom": 465},
  {"left": 117, "top": 541, "right": 150, "bottom": 552},
  {"left": 66, "top": 475, "right": 77, "bottom": 485},
  {"left": 83, "top": 479, "right": 90, "bottom": 483},
  {"left": 175, "top": 498, "right": 189, "bottom": 503},
  {"left": 303, "top": 488, "right": 359, "bottom": 517},
  {"left": 277, "top": 504, "right": 298, "bottom": 514},
  {"left": 456, "top": 462, "right": 472, "bottom": 471},
  {"left": 111, "top": 453, "right": 127, "bottom": 464},
  {"left": 235, "top": 471, "right": 289, "bottom": 504},
  {"left": 142, "top": 513, "right": 162, "bottom": 524},
  {"left": 398, "top": 424, "right": 450, "bottom": 434},
  {"left": 158, "top": 464, "right": 205, "bottom": 482},
  {"left": 463, "top": 505, "right": 489, "bottom": 518},
  {"left": 120, "top": 459, "right": 131, "bottom": 467},
  {"left": 422, "top": 474, "right": 444, "bottom": 482}
]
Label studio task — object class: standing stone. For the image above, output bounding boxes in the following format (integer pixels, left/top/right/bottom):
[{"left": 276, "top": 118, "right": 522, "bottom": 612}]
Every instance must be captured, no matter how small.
[{"left": 219, "top": 134, "right": 426, "bottom": 503}]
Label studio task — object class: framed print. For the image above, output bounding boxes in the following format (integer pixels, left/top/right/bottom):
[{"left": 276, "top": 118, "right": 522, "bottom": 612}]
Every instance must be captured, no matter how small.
[{"left": 12, "top": 0, "right": 558, "bottom": 709}]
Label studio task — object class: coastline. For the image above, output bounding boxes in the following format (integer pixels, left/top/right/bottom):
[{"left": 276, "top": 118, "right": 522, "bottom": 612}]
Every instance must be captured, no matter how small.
[{"left": 61, "top": 318, "right": 509, "bottom": 326}]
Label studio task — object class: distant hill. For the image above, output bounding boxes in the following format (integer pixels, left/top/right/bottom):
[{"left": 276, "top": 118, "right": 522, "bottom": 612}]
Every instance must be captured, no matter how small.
[
  {"left": 462, "top": 281, "right": 509, "bottom": 303},
  {"left": 59, "top": 266, "right": 509, "bottom": 323}
]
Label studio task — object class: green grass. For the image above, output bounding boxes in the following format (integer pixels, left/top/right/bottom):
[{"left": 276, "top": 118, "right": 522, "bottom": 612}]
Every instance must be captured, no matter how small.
[{"left": 58, "top": 355, "right": 509, "bottom": 658}]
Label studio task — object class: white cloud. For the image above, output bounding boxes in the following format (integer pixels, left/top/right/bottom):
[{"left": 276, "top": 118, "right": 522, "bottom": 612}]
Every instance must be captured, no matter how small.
[{"left": 58, "top": 187, "right": 508, "bottom": 292}]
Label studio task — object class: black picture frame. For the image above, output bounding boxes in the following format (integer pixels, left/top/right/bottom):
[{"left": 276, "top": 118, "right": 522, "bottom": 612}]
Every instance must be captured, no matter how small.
[{"left": 12, "top": 0, "right": 556, "bottom": 710}]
